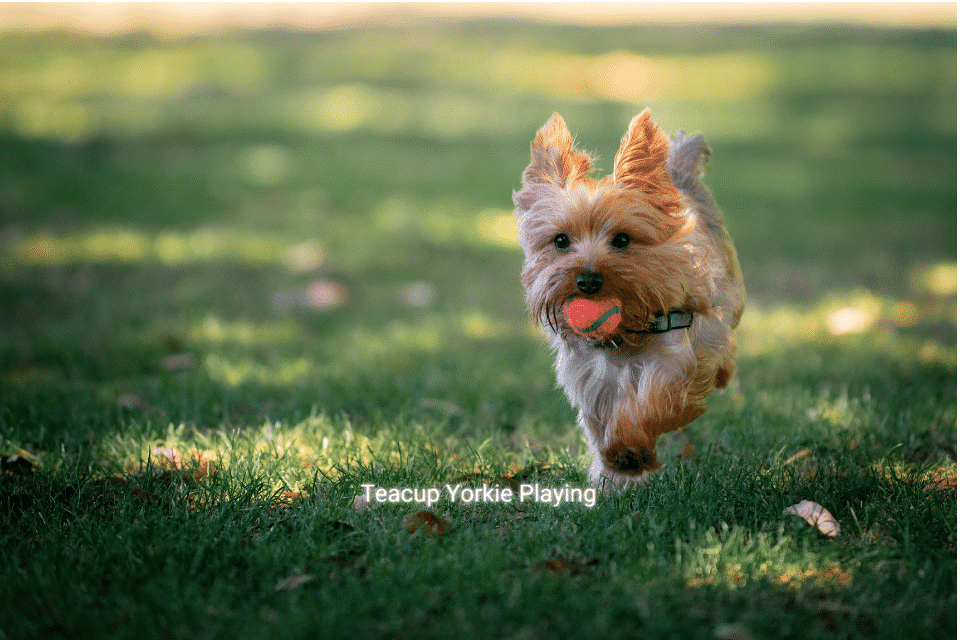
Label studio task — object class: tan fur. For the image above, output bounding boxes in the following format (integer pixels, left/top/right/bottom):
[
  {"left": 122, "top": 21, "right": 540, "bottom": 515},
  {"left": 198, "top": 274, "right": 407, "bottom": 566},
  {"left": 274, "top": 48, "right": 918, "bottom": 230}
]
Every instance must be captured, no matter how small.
[{"left": 514, "top": 109, "right": 745, "bottom": 488}]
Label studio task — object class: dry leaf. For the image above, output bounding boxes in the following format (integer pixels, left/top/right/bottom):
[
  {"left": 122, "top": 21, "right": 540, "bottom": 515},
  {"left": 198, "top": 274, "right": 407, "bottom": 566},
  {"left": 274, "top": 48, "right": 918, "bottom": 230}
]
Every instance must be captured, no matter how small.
[
  {"left": 150, "top": 447, "right": 183, "bottom": 468},
  {"left": 421, "top": 398, "right": 465, "bottom": 416},
  {"left": 927, "top": 470, "right": 957, "bottom": 494},
  {"left": 783, "top": 500, "right": 840, "bottom": 538},
  {"left": 118, "top": 393, "right": 153, "bottom": 411},
  {"left": 274, "top": 574, "right": 316, "bottom": 592},
  {"left": 162, "top": 353, "right": 197, "bottom": 371},
  {"left": 533, "top": 560, "right": 569, "bottom": 575},
  {"left": 784, "top": 449, "right": 812, "bottom": 465},
  {"left": 406, "top": 510, "right": 448, "bottom": 535}
]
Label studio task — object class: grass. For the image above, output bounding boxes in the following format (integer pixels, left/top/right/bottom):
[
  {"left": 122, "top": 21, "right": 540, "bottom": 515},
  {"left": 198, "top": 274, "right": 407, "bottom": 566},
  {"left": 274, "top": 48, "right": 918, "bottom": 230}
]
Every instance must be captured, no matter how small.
[{"left": 0, "top": 17, "right": 956, "bottom": 640}]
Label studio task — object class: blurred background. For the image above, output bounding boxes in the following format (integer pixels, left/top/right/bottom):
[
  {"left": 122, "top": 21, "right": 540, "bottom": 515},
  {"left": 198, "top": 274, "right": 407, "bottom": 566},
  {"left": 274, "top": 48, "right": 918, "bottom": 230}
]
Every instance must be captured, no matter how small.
[{"left": 0, "top": 3, "right": 955, "bottom": 450}]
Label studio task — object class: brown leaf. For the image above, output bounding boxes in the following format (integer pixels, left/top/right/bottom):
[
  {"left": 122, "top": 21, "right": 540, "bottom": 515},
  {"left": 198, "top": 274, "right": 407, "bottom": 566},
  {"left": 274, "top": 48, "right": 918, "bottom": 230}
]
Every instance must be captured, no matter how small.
[
  {"left": 533, "top": 560, "right": 569, "bottom": 575},
  {"left": 273, "top": 574, "right": 316, "bottom": 592},
  {"left": 186, "top": 449, "right": 219, "bottom": 481},
  {"left": 784, "top": 449, "right": 812, "bottom": 465},
  {"left": 406, "top": 510, "right": 448, "bottom": 535},
  {"left": 421, "top": 398, "right": 466, "bottom": 416},
  {"left": 783, "top": 500, "right": 840, "bottom": 538},
  {"left": 118, "top": 393, "right": 154, "bottom": 411},
  {"left": 150, "top": 447, "right": 183, "bottom": 469},
  {"left": 498, "top": 473, "right": 522, "bottom": 492},
  {"left": 162, "top": 353, "right": 197, "bottom": 371},
  {"left": 353, "top": 493, "right": 370, "bottom": 511},
  {"left": 927, "top": 470, "right": 957, "bottom": 494},
  {"left": 145, "top": 447, "right": 218, "bottom": 482}
]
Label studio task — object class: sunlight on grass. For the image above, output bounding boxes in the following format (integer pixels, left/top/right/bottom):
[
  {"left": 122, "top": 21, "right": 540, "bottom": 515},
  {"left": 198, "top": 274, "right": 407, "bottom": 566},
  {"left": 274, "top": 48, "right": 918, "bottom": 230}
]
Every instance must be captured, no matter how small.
[
  {"left": 914, "top": 262, "right": 957, "bottom": 297},
  {"left": 242, "top": 145, "right": 292, "bottom": 187},
  {"left": 335, "top": 312, "right": 521, "bottom": 365},
  {"left": 1, "top": 30, "right": 953, "bottom": 144},
  {"left": 5, "top": 227, "right": 318, "bottom": 269},
  {"left": 346, "top": 318, "right": 444, "bottom": 359},
  {"left": 593, "top": 51, "right": 773, "bottom": 101},
  {"left": 188, "top": 315, "right": 303, "bottom": 347},
  {"left": 738, "top": 275, "right": 956, "bottom": 365},
  {"left": 683, "top": 525, "right": 853, "bottom": 591},
  {"left": 373, "top": 197, "right": 519, "bottom": 248},
  {"left": 205, "top": 353, "right": 314, "bottom": 388},
  {"left": 135, "top": 415, "right": 462, "bottom": 491},
  {"left": 460, "top": 311, "right": 507, "bottom": 340},
  {"left": 475, "top": 210, "right": 518, "bottom": 248}
]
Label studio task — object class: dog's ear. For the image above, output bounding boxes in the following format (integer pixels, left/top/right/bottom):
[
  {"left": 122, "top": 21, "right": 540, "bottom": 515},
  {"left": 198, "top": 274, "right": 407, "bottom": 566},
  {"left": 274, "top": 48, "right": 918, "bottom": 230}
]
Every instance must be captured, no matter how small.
[
  {"left": 613, "top": 109, "right": 683, "bottom": 215},
  {"left": 522, "top": 113, "right": 594, "bottom": 189}
]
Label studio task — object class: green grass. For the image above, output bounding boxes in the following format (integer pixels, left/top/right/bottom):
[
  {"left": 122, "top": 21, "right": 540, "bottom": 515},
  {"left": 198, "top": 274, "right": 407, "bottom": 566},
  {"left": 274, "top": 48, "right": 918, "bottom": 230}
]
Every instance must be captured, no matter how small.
[{"left": 0, "top": 18, "right": 956, "bottom": 640}]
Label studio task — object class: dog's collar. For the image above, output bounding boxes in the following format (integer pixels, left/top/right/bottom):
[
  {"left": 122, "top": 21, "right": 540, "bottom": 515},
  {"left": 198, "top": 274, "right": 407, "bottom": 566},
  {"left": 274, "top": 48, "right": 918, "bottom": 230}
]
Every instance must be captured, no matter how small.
[{"left": 627, "top": 310, "right": 694, "bottom": 334}]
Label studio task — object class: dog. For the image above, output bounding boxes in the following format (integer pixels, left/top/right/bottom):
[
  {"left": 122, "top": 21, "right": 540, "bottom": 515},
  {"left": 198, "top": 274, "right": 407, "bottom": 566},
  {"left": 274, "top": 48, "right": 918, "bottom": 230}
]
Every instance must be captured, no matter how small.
[{"left": 513, "top": 109, "right": 744, "bottom": 488}]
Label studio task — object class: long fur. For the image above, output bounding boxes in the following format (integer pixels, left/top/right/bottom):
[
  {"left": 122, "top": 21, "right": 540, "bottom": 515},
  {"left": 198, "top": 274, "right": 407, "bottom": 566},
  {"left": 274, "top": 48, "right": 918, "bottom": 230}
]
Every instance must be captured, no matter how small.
[{"left": 514, "top": 109, "right": 745, "bottom": 488}]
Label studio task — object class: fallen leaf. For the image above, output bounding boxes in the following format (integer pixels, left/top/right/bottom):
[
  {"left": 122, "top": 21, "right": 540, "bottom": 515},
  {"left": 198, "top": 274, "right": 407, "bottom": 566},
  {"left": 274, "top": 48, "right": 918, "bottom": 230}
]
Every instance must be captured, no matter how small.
[
  {"left": 186, "top": 449, "right": 219, "bottom": 481},
  {"left": 421, "top": 398, "right": 465, "bottom": 416},
  {"left": 145, "top": 447, "right": 218, "bottom": 482},
  {"left": 533, "top": 560, "right": 569, "bottom": 574},
  {"left": 927, "top": 470, "right": 957, "bottom": 494},
  {"left": 784, "top": 449, "right": 812, "bottom": 465},
  {"left": 150, "top": 447, "right": 183, "bottom": 469},
  {"left": 783, "top": 500, "right": 840, "bottom": 538},
  {"left": 162, "top": 353, "right": 197, "bottom": 371},
  {"left": 274, "top": 574, "right": 316, "bottom": 592},
  {"left": 406, "top": 510, "right": 448, "bottom": 535},
  {"left": 499, "top": 474, "right": 522, "bottom": 492},
  {"left": 118, "top": 393, "right": 153, "bottom": 411},
  {"left": 680, "top": 442, "right": 695, "bottom": 463}
]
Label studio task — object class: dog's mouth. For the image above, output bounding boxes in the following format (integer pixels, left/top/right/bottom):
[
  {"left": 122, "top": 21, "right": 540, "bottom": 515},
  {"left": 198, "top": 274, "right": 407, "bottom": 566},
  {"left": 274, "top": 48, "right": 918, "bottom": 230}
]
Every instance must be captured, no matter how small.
[{"left": 548, "top": 302, "right": 656, "bottom": 348}]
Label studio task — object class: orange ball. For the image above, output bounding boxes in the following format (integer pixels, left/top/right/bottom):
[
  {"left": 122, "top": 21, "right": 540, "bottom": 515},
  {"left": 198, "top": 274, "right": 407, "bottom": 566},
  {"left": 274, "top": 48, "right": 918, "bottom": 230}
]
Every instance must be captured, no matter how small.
[{"left": 564, "top": 296, "right": 622, "bottom": 338}]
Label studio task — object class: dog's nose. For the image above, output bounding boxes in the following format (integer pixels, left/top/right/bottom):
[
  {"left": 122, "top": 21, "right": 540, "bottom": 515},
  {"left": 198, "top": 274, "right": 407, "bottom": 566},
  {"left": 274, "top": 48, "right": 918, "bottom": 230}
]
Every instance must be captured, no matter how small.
[{"left": 575, "top": 271, "right": 603, "bottom": 295}]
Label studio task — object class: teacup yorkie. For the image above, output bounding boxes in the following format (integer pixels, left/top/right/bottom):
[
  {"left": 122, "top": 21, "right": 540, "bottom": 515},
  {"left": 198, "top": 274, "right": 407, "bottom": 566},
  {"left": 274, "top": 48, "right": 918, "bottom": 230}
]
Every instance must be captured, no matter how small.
[{"left": 513, "top": 109, "right": 744, "bottom": 488}]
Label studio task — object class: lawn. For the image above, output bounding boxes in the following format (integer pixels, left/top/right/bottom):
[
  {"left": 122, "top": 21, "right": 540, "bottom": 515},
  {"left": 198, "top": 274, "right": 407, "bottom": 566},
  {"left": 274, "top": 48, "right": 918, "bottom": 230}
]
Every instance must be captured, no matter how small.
[{"left": 0, "top": 14, "right": 956, "bottom": 640}]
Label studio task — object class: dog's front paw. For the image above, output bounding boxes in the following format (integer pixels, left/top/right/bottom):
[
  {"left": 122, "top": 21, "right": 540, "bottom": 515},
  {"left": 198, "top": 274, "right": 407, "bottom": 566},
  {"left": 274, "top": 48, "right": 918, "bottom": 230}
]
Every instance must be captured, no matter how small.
[{"left": 602, "top": 441, "right": 660, "bottom": 473}]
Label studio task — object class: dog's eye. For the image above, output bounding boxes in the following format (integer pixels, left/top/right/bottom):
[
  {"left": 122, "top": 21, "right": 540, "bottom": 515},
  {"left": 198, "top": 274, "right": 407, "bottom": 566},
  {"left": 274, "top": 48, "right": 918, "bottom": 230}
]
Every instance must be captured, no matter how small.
[
  {"left": 553, "top": 233, "right": 571, "bottom": 251},
  {"left": 611, "top": 233, "right": 630, "bottom": 250}
]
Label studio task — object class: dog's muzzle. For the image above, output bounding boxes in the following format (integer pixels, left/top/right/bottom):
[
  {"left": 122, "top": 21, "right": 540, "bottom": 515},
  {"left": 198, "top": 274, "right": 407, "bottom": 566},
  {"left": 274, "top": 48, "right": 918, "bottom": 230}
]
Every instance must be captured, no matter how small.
[{"left": 575, "top": 271, "right": 603, "bottom": 295}]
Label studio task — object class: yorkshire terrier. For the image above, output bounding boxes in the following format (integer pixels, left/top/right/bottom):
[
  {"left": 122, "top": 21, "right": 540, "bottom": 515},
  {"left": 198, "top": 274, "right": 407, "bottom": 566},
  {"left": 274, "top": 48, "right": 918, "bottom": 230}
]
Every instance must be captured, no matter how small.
[{"left": 513, "top": 109, "right": 744, "bottom": 488}]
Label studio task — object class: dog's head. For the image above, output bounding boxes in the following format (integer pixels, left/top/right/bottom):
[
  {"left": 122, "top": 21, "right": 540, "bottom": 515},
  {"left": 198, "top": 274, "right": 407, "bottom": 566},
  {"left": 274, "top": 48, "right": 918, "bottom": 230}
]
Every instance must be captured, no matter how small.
[{"left": 513, "top": 110, "right": 702, "bottom": 346}]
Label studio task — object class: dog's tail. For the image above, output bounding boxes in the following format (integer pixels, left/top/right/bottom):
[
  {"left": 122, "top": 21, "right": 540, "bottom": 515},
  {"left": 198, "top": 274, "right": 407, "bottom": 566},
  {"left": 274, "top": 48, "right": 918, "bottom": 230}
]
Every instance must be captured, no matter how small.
[
  {"left": 669, "top": 131, "right": 744, "bottom": 330},
  {"left": 667, "top": 131, "right": 710, "bottom": 192},
  {"left": 668, "top": 130, "right": 725, "bottom": 231}
]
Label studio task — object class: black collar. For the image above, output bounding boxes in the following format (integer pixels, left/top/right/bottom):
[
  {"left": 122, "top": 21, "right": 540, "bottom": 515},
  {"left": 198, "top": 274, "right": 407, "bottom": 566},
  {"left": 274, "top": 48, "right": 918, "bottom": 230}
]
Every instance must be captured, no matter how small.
[{"left": 627, "top": 310, "right": 694, "bottom": 335}]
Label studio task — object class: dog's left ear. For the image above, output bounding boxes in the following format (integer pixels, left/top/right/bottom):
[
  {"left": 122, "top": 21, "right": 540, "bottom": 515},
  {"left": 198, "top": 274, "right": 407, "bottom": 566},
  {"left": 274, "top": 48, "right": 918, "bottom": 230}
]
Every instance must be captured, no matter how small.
[{"left": 613, "top": 109, "right": 683, "bottom": 215}]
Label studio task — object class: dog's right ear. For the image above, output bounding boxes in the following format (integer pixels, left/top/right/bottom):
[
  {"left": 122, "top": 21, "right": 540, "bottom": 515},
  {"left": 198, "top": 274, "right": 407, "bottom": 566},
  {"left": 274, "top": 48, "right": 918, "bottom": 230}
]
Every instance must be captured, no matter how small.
[
  {"left": 514, "top": 113, "right": 593, "bottom": 213},
  {"left": 522, "top": 113, "right": 593, "bottom": 190}
]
